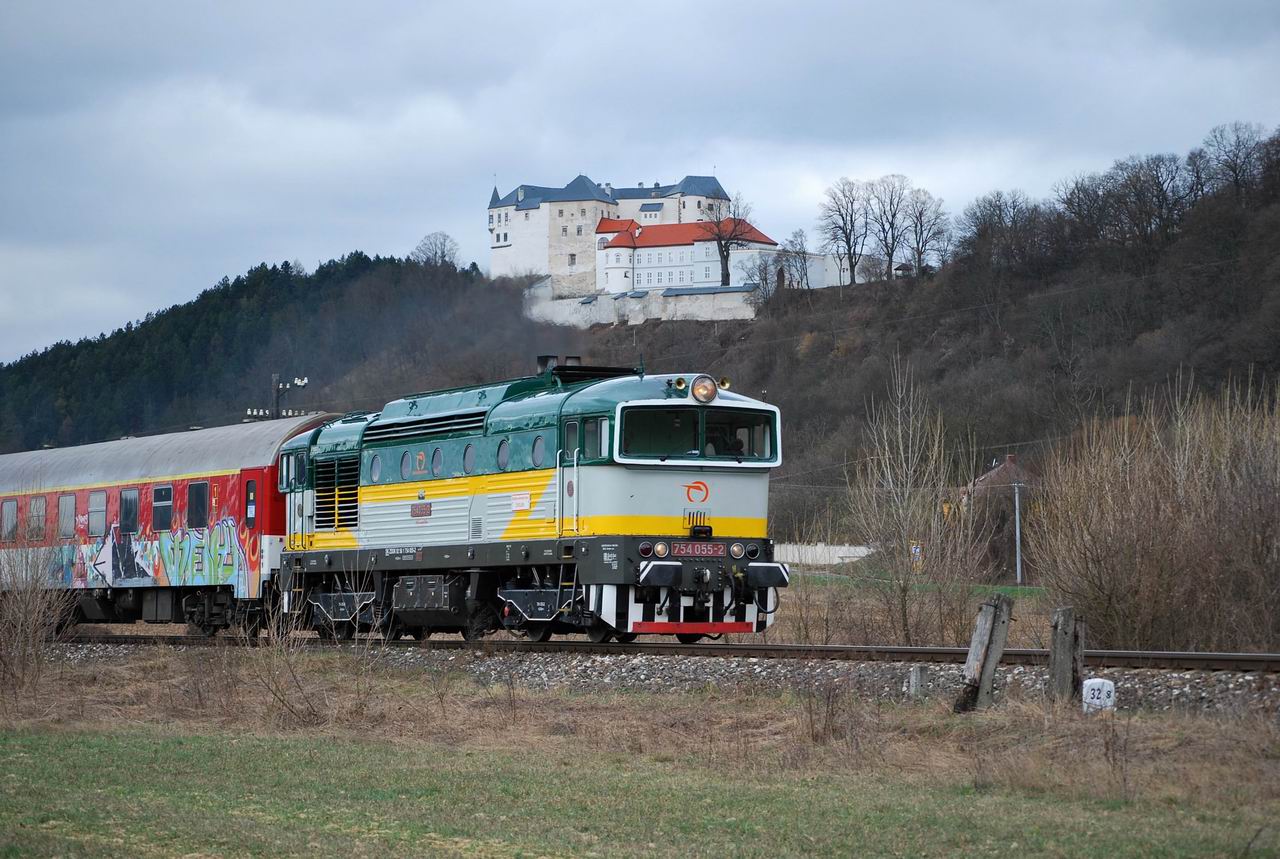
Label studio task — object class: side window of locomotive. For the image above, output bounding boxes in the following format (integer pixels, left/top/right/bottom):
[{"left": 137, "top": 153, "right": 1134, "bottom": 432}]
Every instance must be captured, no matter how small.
[
  {"left": 564, "top": 421, "right": 579, "bottom": 460},
  {"left": 88, "top": 491, "right": 107, "bottom": 537},
  {"left": 431, "top": 447, "right": 443, "bottom": 476},
  {"left": 463, "top": 443, "right": 476, "bottom": 475},
  {"left": 187, "top": 481, "right": 209, "bottom": 529},
  {"left": 152, "top": 486, "right": 173, "bottom": 531},
  {"left": 496, "top": 438, "right": 510, "bottom": 471},
  {"left": 245, "top": 480, "right": 257, "bottom": 530},
  {"left": 120, "top": 489, "right": 139, "bottom": 535},
  {"left": 0, "top": 499, "right": 15, "bottom": 542},
  {"left": 532, "top": 435, "right": 546, "bottom": 468},
  {"left": 583, "top": 418, "right": 602, "bottom": 459},
  {"left": 278, "top": 455, "right": 292, "bottom": 492},
  {"left": 58, "top": 494, "right": 76, "bottom": 539},
  {"left": 28, "top": 495, "right": 46, "bottom": 541}
]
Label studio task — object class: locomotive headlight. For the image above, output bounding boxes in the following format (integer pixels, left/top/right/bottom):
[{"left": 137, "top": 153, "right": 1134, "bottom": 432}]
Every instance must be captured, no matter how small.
[
  {"left": 730, "top": 542, "right": 745, "bottom": 559},
  {"left": 638, "top": 541, "right": 653, "bottom": 558},
  {"left": 654, "top": 541, "right": 670, "bottom": 558},
  {"left": 745, "top": 544, "right": 760, "bottom": 559},
  {"left": 691, "top": 374, "right": 718, "bottom": 403}
]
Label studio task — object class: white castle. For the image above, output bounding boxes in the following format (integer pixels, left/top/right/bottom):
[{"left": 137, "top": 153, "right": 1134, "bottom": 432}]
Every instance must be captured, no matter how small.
[{"left": 488, "top": 174, "right": 830, "bottom": 326}]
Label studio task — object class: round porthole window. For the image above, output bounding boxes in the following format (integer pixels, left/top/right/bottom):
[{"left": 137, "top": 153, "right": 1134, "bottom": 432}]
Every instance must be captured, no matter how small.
[
  {"left": 497, "top": 438, "right": 510, "bottom": 470},
  {"left": 463, "top": 443, "right": 476, "bottom": 474},
  {"left": 400, "top": 450, "right": 412, "bottom": 481},
  {"left": 431, "top": 447, "right": 443, "bottom": 476},
  {"left": 532, "top": 435, "right": 546, "bottom": 468},
  {"left": 370, "top": 454, "right": 382, "bottom": 483}
]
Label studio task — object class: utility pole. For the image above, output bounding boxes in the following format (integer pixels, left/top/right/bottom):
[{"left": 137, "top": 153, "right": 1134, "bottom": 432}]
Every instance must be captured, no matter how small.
[
  {"left": 271, "top": 374, "right": 309, "bottom": 419},
  {"left": 1013, "top": 482, "right": 1024, "bottom": 586}
]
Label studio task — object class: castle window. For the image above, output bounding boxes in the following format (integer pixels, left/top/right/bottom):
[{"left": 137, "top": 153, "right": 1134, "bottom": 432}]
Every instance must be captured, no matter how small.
[
  {"left": 614, "top": 253, "right": 620, "bottom": 263},
  {"left": 657, "top": 272, "right": 663, "bottom": 284},
  {"left": 568, "top": 253, "right": 577, "bottom": 266},
  {"left": 580, "top": 208, "right": 585, "bottom": 217},
  {"left": 668, "top": 271, "right": 673, "bottom": 282},
  {"left": 697, "top": 200, "right": 702, "bottom": 208},
  {"left": 488, "top": 214, "right": 493, "bottom": 225},
  {"left": 705, "top": 266, "right": 711, "bottom": 279},
  {"left": 679, "top": 270, "right": 685, "bottom": 282},
  {"left": 558, "top": 209, "right": 564, "bottom": 217},
  {"left": 646, "top": 253, "right": 652, "bottom": 264},
  {"left": 576, "top": 225, "right": 583, "bottom": 236},
  {"left": 561, "top": 226, "right": 567, "bottom": 237},
  {"left": 504, "top": 212, "right": 509, "bottom": 222},
  {"left": 524, "top": 212, "right": 529, "bottom": 220},
  {"left": 646, "top": 272, "right": 652, "bottom": 284}
]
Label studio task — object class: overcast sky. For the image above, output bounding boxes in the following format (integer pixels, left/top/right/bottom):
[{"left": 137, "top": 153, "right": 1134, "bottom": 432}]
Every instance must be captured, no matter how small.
[{"left": 2, "top": 1, "right": 1278, "bottom": 363}]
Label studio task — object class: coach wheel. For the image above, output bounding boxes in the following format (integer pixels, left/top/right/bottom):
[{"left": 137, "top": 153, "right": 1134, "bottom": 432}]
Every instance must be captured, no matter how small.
[
  {"left": 614, "top": 633, "right": 637, "bottom": 643},
  {"left": 676, "top": 633, "right": 704, "bottom": 644},
  {"left": 586, "top": 625, "right": 613, "bottom": 644},
  {"left": 525, "top": 623, "right": 553, "bottom": 643}
]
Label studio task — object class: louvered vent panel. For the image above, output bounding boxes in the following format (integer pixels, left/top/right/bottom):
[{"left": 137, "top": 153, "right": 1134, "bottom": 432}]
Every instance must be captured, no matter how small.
[
  {"left": 314, "top": 456, "right": 360, "bottom": 531},
  {"left": 470, "top": 517, "right": 483, "bottom": 540},
  {"left": 363, "top": 410, "right": 487, "bottom": 444}
]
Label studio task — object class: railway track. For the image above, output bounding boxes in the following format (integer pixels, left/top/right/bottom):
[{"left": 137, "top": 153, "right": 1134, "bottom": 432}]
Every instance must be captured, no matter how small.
[{"left": 61, "top": 632, "right": 1280, "bottom": 673}]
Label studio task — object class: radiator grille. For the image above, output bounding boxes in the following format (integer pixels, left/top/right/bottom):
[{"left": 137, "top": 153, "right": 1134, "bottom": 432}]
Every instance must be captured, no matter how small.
[
  {"left": 315, "top": 455, "right": 360, "bottom": 530},
  {"left": 363, "top": 410, "right": 487, "bottom": 444},
  {"left": 470, "top": 517, "right": 484, "bottom": 540}
]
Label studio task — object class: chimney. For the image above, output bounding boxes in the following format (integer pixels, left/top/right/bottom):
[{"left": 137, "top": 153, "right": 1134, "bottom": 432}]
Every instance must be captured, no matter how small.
[
  {"left": 564, "top": 355, "right": 582, "bottom": 366},
  {"left": 536, "top": 355, "right": 558, "bottom": 373}
]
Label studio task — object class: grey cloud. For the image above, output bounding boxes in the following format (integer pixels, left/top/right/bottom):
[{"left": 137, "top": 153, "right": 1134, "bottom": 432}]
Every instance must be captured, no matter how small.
[{"left": 1, "top": 0, "right": 1278, "bottom": 361}]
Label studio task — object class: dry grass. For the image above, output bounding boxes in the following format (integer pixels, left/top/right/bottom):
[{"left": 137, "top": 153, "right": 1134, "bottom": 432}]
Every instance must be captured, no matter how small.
[{"left": 13, "top": 646, "right": 1279, "bottom": 813}]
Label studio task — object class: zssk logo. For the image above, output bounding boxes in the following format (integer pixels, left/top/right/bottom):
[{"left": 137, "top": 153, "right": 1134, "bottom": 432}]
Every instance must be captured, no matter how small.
[{"left": 683, "top": 480, "right": 710, "bottom": 503}]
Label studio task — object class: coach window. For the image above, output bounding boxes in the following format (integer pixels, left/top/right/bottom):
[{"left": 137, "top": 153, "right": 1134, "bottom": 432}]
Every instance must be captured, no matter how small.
[
  {"left": 431, "top": 447, "right": 443, "bottom": 477},
  {"left": 152, "top": 486, "right": 173, "bottom": 531},
  {"left": 58, "top": 494, "right": 76, "bottom": 538},
  {"left": 88, "top": 491, "right": 107, "bottom": 538},
  {"left": 120, "top": 489, "right": 139, "bottom": 535},
  {"left": 28, "top": 496, "right": 46, "bottom": 541},
  {"left": 463, "top": 443, "right": 476, "bottom": 475},
  {"left": 245, "top": 480, "right": 257, "bottom": 530},
  {"left": 187, "top": 482, "right": 209, "bottom": 529},
  {"left": 496, "top": 438, "right": 510, "bottom": 471},
  {"left": 0, "top": 500, "right": 15, "bottom": 542},
  {"left": 532, "top": 435, "right": 546, "bottom": 468}
]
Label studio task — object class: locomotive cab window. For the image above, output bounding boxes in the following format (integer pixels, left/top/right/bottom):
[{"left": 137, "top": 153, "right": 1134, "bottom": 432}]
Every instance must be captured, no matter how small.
[
  {"left": 187, "top": 481, "right": 209, "bottom": 529},
  {"left": 584, "top": 417, "right": 604, "bottom": 459},
  {"left": 152, "top": 486, "right": 173, "bottom": 531},
  {"left": 88, "top": 491, "right": 107, "bottom": 537},
  {"left": 245, "top": 480, "right": 257, "bottom": 529},
  {"left": 58, "top": 494, "right": 76, "bottom": 538},
  {"left": 564, "top": 421, "right": 579, "bottom": 460},
  {"left": 0, "top": 499, "right": 15, "bottom": 542},
  {"left": 28, "top": 495, "right": 46, "bottom": 541},
  {"left": 621, "top": 408, "right": 698, "bottom": 458},
  {"left": 704, "top": 409, "right": 775, "bottom": 461},
  {"left": 621, "top": 407, "right": 776, "bottom": 462},
  {"left": 120, "top": 489, "right": 139, "bottom": 535}
]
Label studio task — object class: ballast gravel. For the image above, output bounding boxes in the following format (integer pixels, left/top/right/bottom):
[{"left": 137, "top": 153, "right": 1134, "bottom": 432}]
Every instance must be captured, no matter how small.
[{"left": 51, "top": 642, "right": 1280, "bottom": 714}]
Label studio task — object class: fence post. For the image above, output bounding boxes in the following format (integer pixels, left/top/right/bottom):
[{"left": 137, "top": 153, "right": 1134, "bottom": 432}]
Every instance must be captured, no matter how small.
[
  {"left": 1048, "top": 606, "right": 1086, "bottom": 703},
  {"left": 953, "top": 593, "right": 1014, "bottom": 713}
]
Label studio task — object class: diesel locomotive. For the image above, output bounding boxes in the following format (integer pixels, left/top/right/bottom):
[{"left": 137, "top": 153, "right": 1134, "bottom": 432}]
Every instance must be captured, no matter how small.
[{"left": 0, "top": 360, "right": 789, "bottom": 641}]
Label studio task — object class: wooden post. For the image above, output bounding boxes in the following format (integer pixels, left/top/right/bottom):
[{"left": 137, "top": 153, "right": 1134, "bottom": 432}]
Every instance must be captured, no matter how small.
[
  {"left": 1048, "top": 607, "right": 1086, "bottom": 703},
  {"left": 953, "top": 593, "right": 1014, "bottom": 713}
]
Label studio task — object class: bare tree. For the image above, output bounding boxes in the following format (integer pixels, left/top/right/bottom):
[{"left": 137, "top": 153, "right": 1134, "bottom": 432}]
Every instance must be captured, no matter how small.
[
  {"left": 903, "top": 188, "right": 948, "bottom": 277},
  {"left": 700, "top": 194, "right": 756, "bottom": 285},
  {"left": 817, "top": 178, "right": 870, "bottom": 288},
  {"left": 865, "top": 175, "right": 911, "bottom": 280},
  {"left": 410, "top": 231, "right": 461, "bottom": 269},
  {"left": 780, "top": 229, "right": 813, "bottom": 291},
  {"left": 736, "top": 251, "right": 779, "bottom": 309},
  {"left": 1203, "top": 121, "right": 1265, "bottom": 201},
  {"left": 845, "top": 356, "right": 990, "bottom": 646}
]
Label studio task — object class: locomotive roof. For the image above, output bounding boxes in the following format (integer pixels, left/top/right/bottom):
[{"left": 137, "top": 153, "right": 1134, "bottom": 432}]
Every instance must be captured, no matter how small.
[{"left": 0, "top": 414, "right": 331, "bottom": 495}]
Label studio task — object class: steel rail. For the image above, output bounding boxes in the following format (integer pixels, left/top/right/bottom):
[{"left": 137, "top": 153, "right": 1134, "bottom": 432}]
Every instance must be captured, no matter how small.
[{"left": 60, "top": 633, "right": 1280, "bottom": 672}]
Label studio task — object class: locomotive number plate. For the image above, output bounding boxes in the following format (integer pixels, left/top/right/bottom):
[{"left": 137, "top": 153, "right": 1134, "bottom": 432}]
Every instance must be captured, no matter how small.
[{"left": 671, "top": 542, "right": 726, "bottom": 557}]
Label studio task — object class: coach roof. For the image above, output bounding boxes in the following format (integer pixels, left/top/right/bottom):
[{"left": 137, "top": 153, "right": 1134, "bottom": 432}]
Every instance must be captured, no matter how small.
[{"left": 0, "top": 414, "right": 331, "bottom": 495}]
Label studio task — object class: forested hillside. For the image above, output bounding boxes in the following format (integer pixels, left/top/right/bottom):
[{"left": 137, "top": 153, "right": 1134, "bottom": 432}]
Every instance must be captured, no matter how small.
[{"left": 2, "top": 122, "right": 1278, "bottom": 543}]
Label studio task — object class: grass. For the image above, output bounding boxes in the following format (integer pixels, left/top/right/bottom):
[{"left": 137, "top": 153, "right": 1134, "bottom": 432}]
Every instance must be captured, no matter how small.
[{"left": 1, "top": 726, "right": 1275, "bottom": 858}]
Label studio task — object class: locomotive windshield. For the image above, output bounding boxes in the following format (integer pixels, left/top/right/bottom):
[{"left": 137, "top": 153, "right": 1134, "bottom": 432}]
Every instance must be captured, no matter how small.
[{"left": 620, "top": 406, "right": 776, "bottom": 462}]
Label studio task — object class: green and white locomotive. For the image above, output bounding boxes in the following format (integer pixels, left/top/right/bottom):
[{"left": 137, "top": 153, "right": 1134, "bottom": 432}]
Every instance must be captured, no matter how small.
[{"left": 277, "top": 359, "right": 789, "bottom": 642}]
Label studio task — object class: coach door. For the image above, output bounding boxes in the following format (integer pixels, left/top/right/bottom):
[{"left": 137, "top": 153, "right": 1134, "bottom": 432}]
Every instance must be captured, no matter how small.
[{"left": 558, "top": 420, "right": 581, "bottom": 536}]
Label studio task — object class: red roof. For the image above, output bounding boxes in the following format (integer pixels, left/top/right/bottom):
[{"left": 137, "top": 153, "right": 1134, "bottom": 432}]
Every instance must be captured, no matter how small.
[
  {"left": 596, "top": 218, "right": 639, "bottom": 234},
  {"left": 604, "top": 219, "right": 776, "bottom": 249}
]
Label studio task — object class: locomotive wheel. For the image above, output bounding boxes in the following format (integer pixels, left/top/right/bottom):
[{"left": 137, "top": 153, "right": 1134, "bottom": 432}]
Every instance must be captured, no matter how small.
[
  {"left": 676, "top": 633, "right": 704, "bottom": 644},
  {"left": 408, "top": 627, "right": 432, "bottom": 640},
  {"left": 186, "top": 622, "right": 219, "bottom": 638},
  {"left": 462, "top": 607, "right": 497, "bottom": 642},
  {"left": 524, "top": 623, "right": 553, "bottom": 643},
  {"left": 614, "top": 633, "right": 637, "bottom": 643},
  {"left": 586, "top": 625, "right": 613, "bottom": 644}
]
